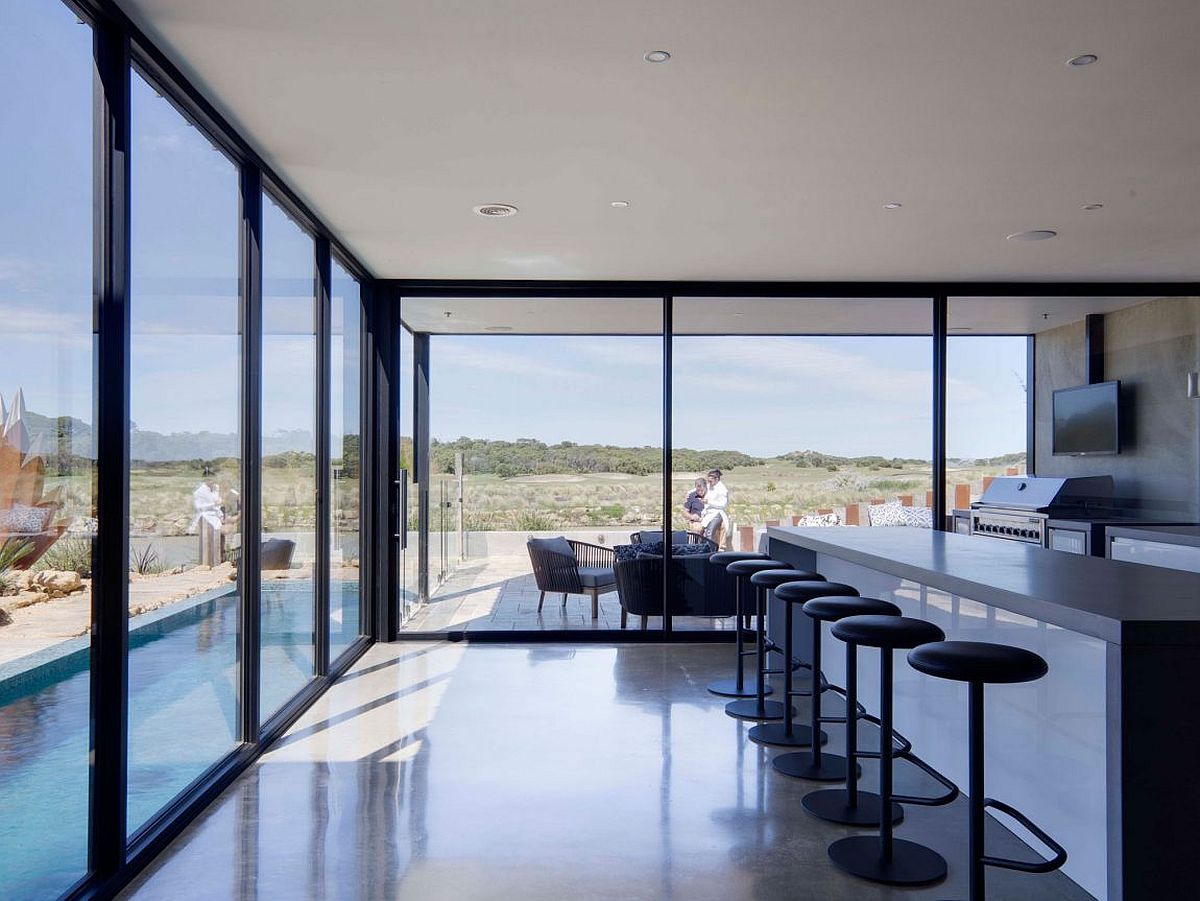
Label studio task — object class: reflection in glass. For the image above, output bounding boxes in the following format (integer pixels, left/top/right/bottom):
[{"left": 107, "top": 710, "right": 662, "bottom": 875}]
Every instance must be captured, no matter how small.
[
  {"left": 260, "top": 193, "right": 317, "bottom": 721},
  {"left": 0, "top": 1, "right": 94, "bottom": 896},
  {"left": 126, "top": 70, "right": 242, "bottom": 834},
  {"left": 330, "top": 260, "right": 362, "bottom": 660}
]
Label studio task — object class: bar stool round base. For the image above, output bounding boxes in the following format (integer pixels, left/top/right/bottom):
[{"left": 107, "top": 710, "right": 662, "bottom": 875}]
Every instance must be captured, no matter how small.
[
  {"left": 827, "top": 836, "right": 947, "bottom": 886},
  {"left": 802, "top": 788, "right": 903, "bottom": 826},
  {"left": 724, "top": 698, "right": 793, "bottom": 721},
  {"left": 747, "top": 722, "right": 827, "bottom": 748},
  {"left": 707, "top": 677, "right": 773, "bottom": 698},
  {"left": 772, "top": 751, "right": 858, "bottom": 782}
]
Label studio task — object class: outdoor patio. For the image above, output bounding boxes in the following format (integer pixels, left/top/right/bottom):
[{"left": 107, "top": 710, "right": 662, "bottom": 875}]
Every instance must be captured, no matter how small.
[{"left": 401, "top": 554, "right": 735, "bottom": 633}]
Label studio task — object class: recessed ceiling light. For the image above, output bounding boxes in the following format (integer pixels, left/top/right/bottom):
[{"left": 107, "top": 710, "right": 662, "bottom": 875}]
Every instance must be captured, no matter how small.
[
  {"left": 1066, "top": 53, "right": 1099, "bottom": 67},
  {"left": 1081, "top": 203, "right": 1104, "bottom": 211},
  {"left": 611, "top": 201, "right": 630, "bottom": 208},
  {"left": 473, "top": 203, "right": 518, "bottom": 218},
  {"left": 950, "top": 326, "right": 973, "bottom": 331},
  {"left": 644, "top": 50, "right": 671, "bottom": 63},
  {"left": 485, "top": 325, "right": 513, "bottom": 332},
  {"left": 1006, "top": 229, "right": 1058, "bottom": 241},
  {"left": 882, "top": 202, "right": 903, "bottom": 210}
]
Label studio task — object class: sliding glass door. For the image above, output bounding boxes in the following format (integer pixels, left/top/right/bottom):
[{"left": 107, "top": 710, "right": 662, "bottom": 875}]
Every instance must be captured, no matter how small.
[
  {"left": 0, "top": 3, "right": 95, "bottom": 894},
  {"left": 259, "top": 192, "right": 318, "bottom": 721},
  {"left": 126, "top": 68, "right": 243, "bottom": 834}
]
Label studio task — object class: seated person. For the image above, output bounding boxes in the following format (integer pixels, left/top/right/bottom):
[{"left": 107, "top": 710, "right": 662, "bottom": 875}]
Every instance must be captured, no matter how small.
[{"left": 682, "top": 478, "right": 707, "bottom": 532}]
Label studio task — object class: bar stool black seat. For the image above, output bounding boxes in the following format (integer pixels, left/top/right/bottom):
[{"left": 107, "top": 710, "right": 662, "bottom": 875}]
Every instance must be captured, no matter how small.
[
  {"left": 799, "top": 596, "right": 904, "bottom": 826},
  {"left": 777, "top": 599, "right": 902, "bottom": 787},
  {"left": 707, "top": 551, "right": 771, "bottom": 698},
  {"left": 753, "top": 581, "right": 858, "bottom": 752},
  {"left": 721, "top": 559, "right": 791, "bottom": 718},
  {"left": 726, "top": 565, "right": 824, "bottom": 722},
  {"left": 826, "top": 615, "right": 947, "bottom": 887},
  {"left": 908, "top": 641, "right": 1065, "bottom": 901}
]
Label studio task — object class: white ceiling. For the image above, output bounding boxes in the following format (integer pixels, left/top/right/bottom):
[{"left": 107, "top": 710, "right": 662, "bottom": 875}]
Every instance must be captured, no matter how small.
[
  {"left": 400, "top": 294, "right": 1159, "bottom": 334},
  {"left": 118, "top": 0, "right": 1200, "bottom": 282}
]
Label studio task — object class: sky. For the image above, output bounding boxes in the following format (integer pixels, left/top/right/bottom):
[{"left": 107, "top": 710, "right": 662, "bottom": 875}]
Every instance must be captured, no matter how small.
[
  {"left": 425, "top": 333, "right": 1027, "bottom": 460},
  {"left": 1, "top": 0, "right": 359, "bottom": 452},
  {"left": 2, "top": 0, "right": 1024, "bottom": 463}
]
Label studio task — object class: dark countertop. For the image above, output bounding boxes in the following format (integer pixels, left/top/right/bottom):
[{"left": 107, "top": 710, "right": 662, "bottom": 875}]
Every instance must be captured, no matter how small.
[
  {"left": 1106, "top": 525, "right": 1200, "bottom": 548},
  {"left": 767, "top": 526, "right": 1200, "bottom": 645}
]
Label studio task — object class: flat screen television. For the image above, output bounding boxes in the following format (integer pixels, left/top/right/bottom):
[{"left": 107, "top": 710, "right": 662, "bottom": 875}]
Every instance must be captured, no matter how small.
[{"left": 1052, "top": 381, "right": 1120, "bottom": 456}]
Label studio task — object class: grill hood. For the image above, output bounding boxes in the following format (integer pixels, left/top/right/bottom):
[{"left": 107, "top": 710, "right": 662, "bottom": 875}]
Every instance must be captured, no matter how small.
[{"left": 975, "top": 475, "right": 1114, "bottom": 512}]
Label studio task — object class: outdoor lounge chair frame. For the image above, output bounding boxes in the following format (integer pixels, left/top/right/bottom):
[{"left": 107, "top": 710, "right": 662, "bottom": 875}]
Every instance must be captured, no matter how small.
[{"left": 527, "top": 538, "right": 617, "bottom": 619}]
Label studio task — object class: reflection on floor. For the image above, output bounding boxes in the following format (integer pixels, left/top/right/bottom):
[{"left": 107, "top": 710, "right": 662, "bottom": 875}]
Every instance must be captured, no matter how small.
[
  {"left": 402, "top": 555, "right": 734, "bottom": 633},
  {"left": 122, "top": 642, "right": 1093, "bottom": 901}
]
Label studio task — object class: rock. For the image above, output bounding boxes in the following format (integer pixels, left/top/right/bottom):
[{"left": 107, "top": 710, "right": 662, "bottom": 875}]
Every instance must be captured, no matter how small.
[
  {"left": 26, "top": 570, "right": 84, "bottom": 598},
  {"left": 0, "top": 607, "right": 10, "bottom": 626}
]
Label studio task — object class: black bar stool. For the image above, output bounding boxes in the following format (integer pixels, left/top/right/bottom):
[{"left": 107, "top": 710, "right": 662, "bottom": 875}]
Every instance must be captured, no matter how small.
[
  {"left": 707, "top": 551, "right": 769, "bottom": 698},
  {"left": 754, "top": 581, "right": 857, "bottom": 752},
  {"left": 721, "top": 560, "right": 793, "bottom": 721},
  {"left": 825, "top": 614, "right": 947, "bottom": 886},
  {"left": 795, "top": 596, "right": 904, "bottom": 822},
  {"left": 907, "top": 641, "right": 1067, "bottom": 901},
  {"left": 772, "top": 599, "right": 902, "bottom": 787}
]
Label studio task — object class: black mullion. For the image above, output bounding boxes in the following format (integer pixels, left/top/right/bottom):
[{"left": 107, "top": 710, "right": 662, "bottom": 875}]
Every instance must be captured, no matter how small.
[
  {"left": 379, "top": 289, "right": 401, "bottom": 640},
  {"left": 381, "top": 278, "right": 1200, "bottom": 298},
  {"left": 414, "top": 333, "right": 431, "bottom": 603},
  {"left": 90, "top": 17, "right": 131, "bottom": 877},
  {"left": 662, "top": 296, "right": 673, "bottom": 636},
  {"left": 239, "top": 166, "right": 263, "bottom": 741},
  {"left": 932, "top": 295, "right": 948, "bottom": 529},
  {"left": 1026, "top": 334, "right": 1037, "bottom": 475},
  {"left": 315, "top": 237, "right": 332, "bottom": 675},
  {"left": 358, "top": 279, "right": 378, "bottom": 642}
]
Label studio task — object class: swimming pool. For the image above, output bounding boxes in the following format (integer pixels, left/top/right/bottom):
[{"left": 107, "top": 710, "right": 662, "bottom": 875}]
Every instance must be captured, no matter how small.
[{"left": 0, "top": 579, "right": 359, "bottom": 899}]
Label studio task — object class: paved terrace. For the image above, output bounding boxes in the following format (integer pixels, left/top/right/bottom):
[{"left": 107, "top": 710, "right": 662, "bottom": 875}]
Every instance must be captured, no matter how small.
[{"left": 402, "top": 554, "right": 733, "bottom": 633}]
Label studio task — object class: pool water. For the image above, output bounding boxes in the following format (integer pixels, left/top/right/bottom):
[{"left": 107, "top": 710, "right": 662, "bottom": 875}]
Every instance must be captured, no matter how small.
[{"left": 0, "top": 580, "right": 360, "bottom": 900}]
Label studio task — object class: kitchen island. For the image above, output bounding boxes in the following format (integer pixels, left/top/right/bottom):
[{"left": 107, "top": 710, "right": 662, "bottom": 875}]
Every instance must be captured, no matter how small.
[{"left": 766, "top": 525, "right": 1200, "bottom": 901}]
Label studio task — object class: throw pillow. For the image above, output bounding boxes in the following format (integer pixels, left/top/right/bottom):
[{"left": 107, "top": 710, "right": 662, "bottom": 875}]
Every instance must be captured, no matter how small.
[
  {"left": 867, "top": 502, "right": 908, "bottom": 527},
  {"left": 900, "top": 506, "right": 934, "bottom": 529},
  {"left": 0, "top": 503, "right": 51, "bottom": 534},
  {"left": 797, "top": 512, "right": 841, "bottom": 527}
]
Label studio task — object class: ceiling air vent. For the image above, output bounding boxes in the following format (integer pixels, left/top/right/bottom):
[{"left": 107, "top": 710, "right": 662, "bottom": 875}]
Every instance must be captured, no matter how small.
[{"left": 473, "top": 203, "right": 518, "bottom": 218}]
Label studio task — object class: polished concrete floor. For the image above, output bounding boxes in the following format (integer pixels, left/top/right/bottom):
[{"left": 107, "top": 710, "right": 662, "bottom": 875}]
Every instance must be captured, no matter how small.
[
  {"left": 402, "top": 555, "right": 733, "bottom": 633},
  {"left": 122, "top": 642, "right": 1092, "bottom": 900}
]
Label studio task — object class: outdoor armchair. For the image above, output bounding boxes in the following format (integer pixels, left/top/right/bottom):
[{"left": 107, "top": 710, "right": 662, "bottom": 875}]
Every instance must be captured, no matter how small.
[{"left": 526, "top": 536, "right": 617, "bottom": 619}]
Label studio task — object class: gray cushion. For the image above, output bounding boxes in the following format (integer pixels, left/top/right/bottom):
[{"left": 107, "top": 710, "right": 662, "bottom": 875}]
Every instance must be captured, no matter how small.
[
  {"left": 579, "top": 566, "right": 615, "bottom": 588},
  {"left": 528, "top": 536, "right": 576, "bottom": 560}
]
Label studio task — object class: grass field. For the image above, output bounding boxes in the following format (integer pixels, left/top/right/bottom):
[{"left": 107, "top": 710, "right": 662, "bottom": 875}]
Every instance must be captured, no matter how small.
[
  {"left": 37, "top": 455, "right": 1023, "bottom": 540},
  {"left": 440, "top": 457, "right": 1024, "bottom": 532}
]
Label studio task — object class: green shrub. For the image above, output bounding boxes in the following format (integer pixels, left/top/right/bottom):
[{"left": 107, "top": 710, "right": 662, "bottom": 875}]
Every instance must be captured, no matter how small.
[
  {"left": 514, "top": 511, "right": 555, "bottom": 532},
  {"left": 35, "top": 537, "right": 92, "bottom": 576}
]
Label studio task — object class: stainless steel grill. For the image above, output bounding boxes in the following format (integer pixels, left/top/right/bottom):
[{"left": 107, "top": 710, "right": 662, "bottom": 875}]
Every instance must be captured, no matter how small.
[{"left": 970, "top": 476, "right": 1114, "bottom": 547}]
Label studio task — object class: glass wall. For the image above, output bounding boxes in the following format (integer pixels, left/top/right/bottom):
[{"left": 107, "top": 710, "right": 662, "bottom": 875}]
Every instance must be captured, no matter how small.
[
  {"left": 946, "top": 297, "right": 1031, "bottom": 513},
  {"left": 259, "top": 192, "right": 317, "bottom": 721},
  {"left": 672, "top": 297, "right": 934, "bottom": 572},
  {"left": 126, "top": 70, "right": 243, "bottom": 832},
  {"left": 0, "top": 1, "right": 95, "bottom": 896},
  {"left": 329, "top": 259, "right": 362, "bottom": 659},
  {"left": 398, "top": 297, "right": 664, "bottom": 633}
]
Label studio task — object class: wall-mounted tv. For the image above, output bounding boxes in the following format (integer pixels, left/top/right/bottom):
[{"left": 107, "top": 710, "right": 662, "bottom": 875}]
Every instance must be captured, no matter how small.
[{"left": 1052, "top": 380, "right": 1121, "bottom": 456}]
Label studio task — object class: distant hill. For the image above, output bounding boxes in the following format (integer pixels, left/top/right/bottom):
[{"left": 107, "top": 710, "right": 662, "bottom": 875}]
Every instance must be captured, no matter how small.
[
  {"left": 430, "top": 438, "right": 764, "bottom": 478},
  {"left": 17, "top": 409, "right": 1019, "bottom": 476},
  {"left": 20, "top": 410, "right": 315, "bottom": 463}
]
